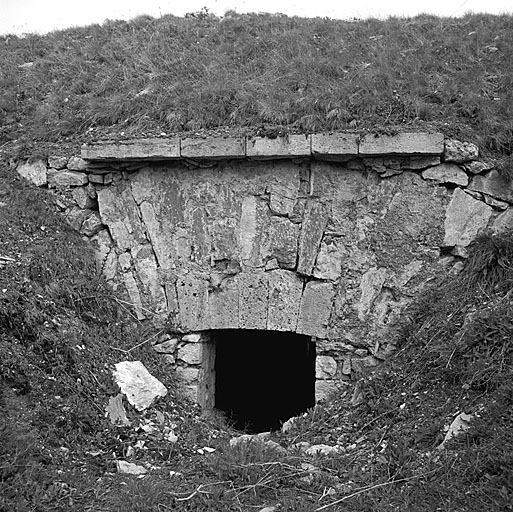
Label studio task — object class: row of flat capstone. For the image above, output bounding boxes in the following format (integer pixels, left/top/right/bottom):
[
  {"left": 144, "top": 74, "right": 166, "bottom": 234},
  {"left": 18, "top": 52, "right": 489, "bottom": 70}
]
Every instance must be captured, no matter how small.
[{"left": 81, "top": 132, "right": 448, "bottom": 161}]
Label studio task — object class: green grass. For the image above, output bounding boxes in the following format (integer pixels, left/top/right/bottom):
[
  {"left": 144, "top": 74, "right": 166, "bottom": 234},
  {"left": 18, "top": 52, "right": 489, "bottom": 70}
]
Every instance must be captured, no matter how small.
[{"left": 1, "top": 12, "right": 513, "bottom": 162}]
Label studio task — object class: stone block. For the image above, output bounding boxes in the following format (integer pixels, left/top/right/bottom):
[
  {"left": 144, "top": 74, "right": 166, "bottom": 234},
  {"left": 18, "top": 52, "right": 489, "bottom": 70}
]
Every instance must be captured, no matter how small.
[
  {"left": 444, "top": 139, "right": 479, "bottom": 163},
  {"left": 153, "top": 338, "right": 179, "bottom": 353},
  {"left": 315, "top": 380, "right": 340, "bottom": 402},
  {"left": 64, "top": 206, "right": 87, "bottom": 232},
  {"left": 315, "top": 355, "right": 337, "bottom": 379},
  {"left": 269, "top": 180, "right": 300, "bottom": 216},
  {"left": 468, "top": 170, "right": 513, "bottom": 203},
  {"left": 82, "top": 138, "right": 181, "bottom": 161},
  {"left": 313, "top": 240, "right": 345, "bottom": 280},
  {"left": 207, "top": 275, "right": 239, "bottom": 329},
  {"left": 80, "top": 211, "right": 103, "bottom": 237},
  {"left": 311, "top": 133, "right": 359, "bottom": 159},
  {"left": 122, "top": 271, "right": 145, "bottom": 320},
  {"left": 48, "top": 170, "right": 88, "bottom": 188},
  {"left": 97, "top": 186, "right": 146, "bottom": 251},
  {"left": 297, "top": 281, "right": 335, "bottom": 338},
  {"left": 88, "top": 174, "right": 105, "bottom": 184},
  {"left": 239, "top": 272, "right": 269, "bottom": 330},
  {"left": 359, "top": 132, "right": 444, "bottom": 156},
  {"left": 463, "top": 160, "right": 494, "bottom": 175},
  {"left": 492, "top": 209, "right": 513, "bottom": 235},
  {"left": 268, "top": 217, "right": 300, "bottom": 269},
  {"left": 72, "top": 187, "right": 96, "bottom": 209},
  {"left": 357, "top": 267, "right": 388, "bottom": 322},
  {"left": 47, "top": 156, "right": 68, "bottom": 170},
  {"left": 181, "top": 137, "right": 245, "bottom": 159},
  {"left": 131, "top": 244, "right": 167, "bottom": 313},
  {"left": 16, "top": 160, "right": 47, "bottom": 187},
  {"left": 443, "top": 188, "right": 493, "bottom": 247},
  {"left": 176, "top": 275, "right": 209, "bottom": 331},
  {"left": 422, "top": 163, "right": 469, "bottom": 186},
  {"left": 297, "top": 201, "right": 329, "bottom": 275},
  {"left": 266, "top": 270, "right": 303, "bottom": 332},
  {"left": 177, "top": 344, "right": 202, "bottom": 365},
  {"left": 67, "top": 156, "right": 88, "bottom": 171},
  {"left": 246, "top": 135, "right": 311, "bottom": 158},
  {"left": 176, "top": 367, "right": 200, "bottom": 383},
  {"left": 182, "top": 334, "right": 201, "bottom": 343}
]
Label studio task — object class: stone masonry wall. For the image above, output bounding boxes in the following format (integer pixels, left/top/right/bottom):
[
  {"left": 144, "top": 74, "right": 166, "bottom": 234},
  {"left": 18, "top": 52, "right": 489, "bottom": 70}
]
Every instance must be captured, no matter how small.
[{"left": 16, "top": 133, "right": 513, "bottom": 402}]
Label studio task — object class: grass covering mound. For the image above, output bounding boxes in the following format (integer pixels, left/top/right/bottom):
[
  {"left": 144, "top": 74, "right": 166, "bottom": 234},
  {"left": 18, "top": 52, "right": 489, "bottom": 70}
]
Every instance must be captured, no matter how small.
[
  {"left": 0, "top": 11, "right": 512, "bottom": 163},
  {"left": 1, "top": 157, "right": 512, "bottom": 510}
]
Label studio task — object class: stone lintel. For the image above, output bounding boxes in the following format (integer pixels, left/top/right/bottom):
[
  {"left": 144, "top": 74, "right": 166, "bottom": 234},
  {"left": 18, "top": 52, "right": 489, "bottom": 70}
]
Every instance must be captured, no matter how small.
[
  {"left": 82, "top": 132, "right": 447, "bottom": 162},
  {"left": 359, "top": 132, "right": 444, "bottom": 156},
  {"left": 246, "top": 135, "right": 311, "bottom": 159},
  {"left": 81, "top": 138, "right": 181, "bottom": 161},
  {"left": 311, "top": 133, "right": 359, "bottom": 159},
  {"left": 181, "top": 137, "right": 245, "bottom": 159}
]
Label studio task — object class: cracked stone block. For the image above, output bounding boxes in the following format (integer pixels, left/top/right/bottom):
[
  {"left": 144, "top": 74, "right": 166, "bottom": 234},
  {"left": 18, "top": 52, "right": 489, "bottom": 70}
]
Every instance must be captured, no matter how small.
[
  {"left": 266, "top": 270, "right": 303, "bottom": 332},
  {"left": 297, "top": 201, "right": 329, "bottom": 275},
  {"left": 297, "top": 281, "right": 335, "bottom": 338},
  {"left": 176, "top": 275, "right": 209, "bottom": 331},
  {"left": 268, "top": 217, "right": 299, "bottom": 269},
  {"left": 360, "top": 133, "right": 444, "bottom": 156},
  {"left": 239, "top": 272, "right": 268, "bottom": 330},
  {"left": 207, "top": 274, "right": 239, "bottom": 329}
]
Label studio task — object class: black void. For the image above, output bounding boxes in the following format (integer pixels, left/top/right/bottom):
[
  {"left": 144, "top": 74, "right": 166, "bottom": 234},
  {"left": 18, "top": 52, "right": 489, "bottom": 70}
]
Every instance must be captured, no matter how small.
[{"left": 212, "top": 329, "right": 316, "bottom": 433}]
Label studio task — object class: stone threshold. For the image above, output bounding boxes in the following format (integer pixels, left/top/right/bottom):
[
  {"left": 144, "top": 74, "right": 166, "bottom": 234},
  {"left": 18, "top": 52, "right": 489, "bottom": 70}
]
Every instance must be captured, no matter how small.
[{"left": 81, "top": 132, "right": 444, "bottom": 162}]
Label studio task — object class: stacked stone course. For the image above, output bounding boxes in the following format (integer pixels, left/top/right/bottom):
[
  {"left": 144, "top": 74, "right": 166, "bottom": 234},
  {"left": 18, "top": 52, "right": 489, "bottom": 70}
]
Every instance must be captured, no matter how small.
[{"left": 15, "top": 133, "right": 513, "bottom": 404}]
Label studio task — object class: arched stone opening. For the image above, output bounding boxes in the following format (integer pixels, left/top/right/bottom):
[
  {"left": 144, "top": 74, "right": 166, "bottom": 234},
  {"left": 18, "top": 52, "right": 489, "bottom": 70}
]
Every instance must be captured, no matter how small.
[{"left": 209, "top": 329, "right": 316, "bottom": 433}]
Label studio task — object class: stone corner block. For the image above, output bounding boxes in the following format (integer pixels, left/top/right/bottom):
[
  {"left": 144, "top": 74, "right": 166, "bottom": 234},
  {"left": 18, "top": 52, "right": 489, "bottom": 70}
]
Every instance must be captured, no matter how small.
[
  {"left": 359, "top": 132, "right": 444, "bottom": 157},
  {"left": 181, "top": 136, "right": 245, "bottom": 159},
  {"left": 81, "top": 138, "right": 181, "bottom": 161},
  {"left": 311, "top": 133, "right": 359, "bottom": 159},
  {"left": 246, "top": 134, "right": 311, "bottom": 158}
]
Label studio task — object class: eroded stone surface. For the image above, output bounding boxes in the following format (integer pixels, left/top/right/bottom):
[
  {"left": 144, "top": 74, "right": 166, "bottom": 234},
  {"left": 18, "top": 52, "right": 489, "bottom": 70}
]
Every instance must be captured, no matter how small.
[
  {"left": 267, "top": 270, "right": 303, "bottom": 331},
  {"left": 444, "top": 188, "right": 493, "bottom": 247},
  {"left": 422, "top": 163, "right": 469, "bottom": 186},
  {"left": 297, "top": 201, "right": 329, "bottom": 275},
  {"left": 444, "top": 139, "right": 479, "bottom": 163},
  {"left": 17, "top": 159, "right": 47, "bottom": 187},
  {"left": 360, "top": 132, "right": 444, "bottom": 156},
  {"left": 297, "top": 281, "right": 335, "bottom": 338},
  {"left": 468, "top": 170, "right": 513, "bottom": 204}
]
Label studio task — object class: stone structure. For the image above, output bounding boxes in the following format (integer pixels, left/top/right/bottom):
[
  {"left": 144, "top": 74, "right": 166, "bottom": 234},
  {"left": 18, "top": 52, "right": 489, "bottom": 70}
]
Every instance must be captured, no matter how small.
[{"left": 16, "top": 133, "right": 513, "bottom": 409}]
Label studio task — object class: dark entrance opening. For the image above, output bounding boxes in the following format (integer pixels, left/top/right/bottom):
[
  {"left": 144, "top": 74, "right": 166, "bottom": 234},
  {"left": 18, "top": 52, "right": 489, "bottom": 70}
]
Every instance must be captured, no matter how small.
[{"left": 213, "top": 329, "right": 315, "bottom": 433}]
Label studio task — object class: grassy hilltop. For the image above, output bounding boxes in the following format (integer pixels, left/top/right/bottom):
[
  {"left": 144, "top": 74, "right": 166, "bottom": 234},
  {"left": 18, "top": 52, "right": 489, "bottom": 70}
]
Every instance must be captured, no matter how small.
[
  {"left": 1, "top": 11, "right": 513, "bottom": 161},
  {"left": 0, "top": 11, "right": 513, "bottom": 511}
]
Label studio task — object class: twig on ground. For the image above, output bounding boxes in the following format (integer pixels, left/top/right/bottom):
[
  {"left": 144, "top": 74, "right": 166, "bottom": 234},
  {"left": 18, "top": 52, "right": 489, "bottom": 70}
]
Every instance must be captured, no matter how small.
[
  {"left": 314, "top": 467, "right": 441, "bottom": 511},
  {"left": 173, "top": 481, "right": 231, "bottom": 501}
]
